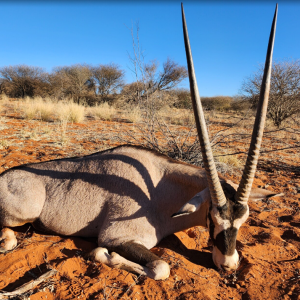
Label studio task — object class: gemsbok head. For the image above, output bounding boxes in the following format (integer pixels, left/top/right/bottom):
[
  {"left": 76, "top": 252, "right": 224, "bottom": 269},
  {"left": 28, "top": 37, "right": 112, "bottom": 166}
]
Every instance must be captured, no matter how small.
[
  {"left": 0, "top": 3, "right": 280, "bottom": 281},
  {"left": 175, "top": 3, "right": 279, "bottom": 270}
]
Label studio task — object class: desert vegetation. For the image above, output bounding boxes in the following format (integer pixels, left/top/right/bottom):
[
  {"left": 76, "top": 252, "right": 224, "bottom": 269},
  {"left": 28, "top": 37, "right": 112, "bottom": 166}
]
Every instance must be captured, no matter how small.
[
  {"left": 0, "top": 92, "right": 299, "bottom": 299},
  {"left": 0, "top": 23, "right": 299, "bottom": 299},
  {"left": 0, "top": 93, "right": 299, "bottom": 174},
  {"left": 241, "top": 59, "right": 300, "bottom": 127}
]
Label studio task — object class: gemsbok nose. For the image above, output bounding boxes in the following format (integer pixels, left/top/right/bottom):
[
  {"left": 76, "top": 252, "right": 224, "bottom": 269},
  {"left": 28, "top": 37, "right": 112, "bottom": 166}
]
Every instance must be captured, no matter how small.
[{"left": 221, "top": 263, "right": 237, "bottom": 272}]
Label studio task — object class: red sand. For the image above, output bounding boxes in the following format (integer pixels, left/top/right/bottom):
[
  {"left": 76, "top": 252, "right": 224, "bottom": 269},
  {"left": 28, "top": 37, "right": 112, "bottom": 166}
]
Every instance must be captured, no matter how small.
[{"left": 0, "top": 110, "right": 299, "bottom": 299}]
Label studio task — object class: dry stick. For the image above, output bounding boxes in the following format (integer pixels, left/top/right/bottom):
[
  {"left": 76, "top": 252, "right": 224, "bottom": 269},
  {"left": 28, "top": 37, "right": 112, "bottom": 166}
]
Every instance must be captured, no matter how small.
[
  {"left": 0, "top": 269, "right": 57, "bottom": 299},
  {"left": 264, "top": 126, "right": 300, "bottom": 134},
  {"left": 118, "top": 114, "right": 164, "bottom": 153},
  {"left": 121, "top": 274, "right": 141, "bottom": 300},
  {"left": 150, "top": 115, "right": 200, "bottom": 161},
  {"left": 119, "top": 121, "right": 162, "bottom": 153},
  {"left": 209, "top": 110, "right": 253, "bottom": 145},
  {"left": 214, "top": 145, "right": 300, "bottom": 158},
  {"left": 211, "top": 124, "right": 299, "bottom": 149},
  {"left": 178, "top": 265, "right": 208, "bottom": 279}
]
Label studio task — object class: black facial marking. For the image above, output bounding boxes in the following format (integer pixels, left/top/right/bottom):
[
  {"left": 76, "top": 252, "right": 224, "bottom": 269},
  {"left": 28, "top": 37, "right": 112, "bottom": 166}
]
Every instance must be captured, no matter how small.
[
  {"left": 217, "top": 201, "right": 247, "bottom": 222},
  {"left": 207, "top": 198, "right": 248, "bottom": 255},
  {"left": 215, "top": 227, "right": 238, "bottom": 255},
  {"left": 208, "top": 213, "right": 215, "bottom": 243}
]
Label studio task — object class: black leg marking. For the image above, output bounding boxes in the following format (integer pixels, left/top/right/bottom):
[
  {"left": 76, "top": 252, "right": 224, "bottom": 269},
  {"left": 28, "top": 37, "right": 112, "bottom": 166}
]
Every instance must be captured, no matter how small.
[{"left": 108, "top": 241, "right": 161, "bottom": 266}]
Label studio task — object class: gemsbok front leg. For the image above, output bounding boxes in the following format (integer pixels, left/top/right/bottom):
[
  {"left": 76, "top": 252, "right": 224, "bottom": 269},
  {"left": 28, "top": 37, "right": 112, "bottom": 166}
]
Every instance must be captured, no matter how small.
[
  {"left": 88, "top": 241, "right": 170, "bottom": 280},
  {"left": 0, "top": 228, "right": 17, "bottom": 252}
]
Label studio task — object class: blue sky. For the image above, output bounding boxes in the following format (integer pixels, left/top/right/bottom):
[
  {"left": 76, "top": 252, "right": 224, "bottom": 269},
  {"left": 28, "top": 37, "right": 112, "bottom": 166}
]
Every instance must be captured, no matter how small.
[{"left": 0, "top": 1, "right": 299, "bottom": 96}]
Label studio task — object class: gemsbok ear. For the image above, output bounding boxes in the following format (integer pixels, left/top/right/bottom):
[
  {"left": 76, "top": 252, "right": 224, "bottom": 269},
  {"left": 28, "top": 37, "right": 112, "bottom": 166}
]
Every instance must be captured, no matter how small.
[
  {"left": 248, "top": 188, "right": 284, "bottom": 201},
  {"left": 171, "top": 188, "right": 210, "bottom": 218}
]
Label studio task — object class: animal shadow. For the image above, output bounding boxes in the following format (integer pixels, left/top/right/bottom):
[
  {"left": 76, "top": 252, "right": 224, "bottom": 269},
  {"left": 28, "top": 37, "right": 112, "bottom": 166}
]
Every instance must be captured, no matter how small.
[{"left": 157, "top": 234, "right": 215, "bottom": 269}]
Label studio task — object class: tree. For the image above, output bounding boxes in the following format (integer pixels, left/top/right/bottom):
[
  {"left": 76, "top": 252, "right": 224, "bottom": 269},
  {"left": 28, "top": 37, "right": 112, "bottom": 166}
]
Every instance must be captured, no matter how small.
[
  {"left": 0, "top": 65, "right": 49, "bottom": 98},
  {"left": 156, "top": 58, "right": 188, "bottom": 91},
  {"left": 241, "top": 60, "right": 300, "bottom": 127},
  {"left": 126, "top": 22, "right": 188, "bottom": 106},
  {"left": 136, "top": 58, "right": 188, "bottom": 97},
  {"left": 51, "top": 64, "right": 94, "bottom": 103},
  {"left": 91, "top": 64, "right": 125, "bottom": 102}
]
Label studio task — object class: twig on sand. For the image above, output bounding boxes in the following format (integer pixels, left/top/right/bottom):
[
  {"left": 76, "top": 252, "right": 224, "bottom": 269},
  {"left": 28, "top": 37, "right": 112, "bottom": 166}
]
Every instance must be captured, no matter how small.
[{"left": 0, "top": 269, "right": 57, "bottom": 299}]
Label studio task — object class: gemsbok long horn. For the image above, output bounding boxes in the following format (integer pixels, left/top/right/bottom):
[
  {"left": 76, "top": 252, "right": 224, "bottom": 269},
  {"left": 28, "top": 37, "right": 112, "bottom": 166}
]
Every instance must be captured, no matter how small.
[
  {"left": 235, "top": 4, "right": 278, "bottom": 204},
  {"left": 181, "top": 3, "right": 227, "bottom": 207}
]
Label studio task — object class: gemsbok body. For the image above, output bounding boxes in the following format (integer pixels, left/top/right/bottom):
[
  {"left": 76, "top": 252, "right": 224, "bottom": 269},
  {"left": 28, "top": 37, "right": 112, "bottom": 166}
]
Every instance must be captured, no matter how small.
[{"left": 0, "top": 4, "right": 280, "bottom": 280}]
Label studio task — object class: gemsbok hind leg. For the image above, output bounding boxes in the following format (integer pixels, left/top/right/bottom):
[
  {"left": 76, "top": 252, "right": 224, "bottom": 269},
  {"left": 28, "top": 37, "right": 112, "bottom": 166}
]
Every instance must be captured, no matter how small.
[{"left": 87, "top": 241, "right": 170, "bottom": 280}]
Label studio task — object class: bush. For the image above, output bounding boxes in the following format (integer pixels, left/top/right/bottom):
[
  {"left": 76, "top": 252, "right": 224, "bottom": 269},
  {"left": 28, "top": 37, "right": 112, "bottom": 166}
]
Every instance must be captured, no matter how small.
[
  {"left": 230, "top": 97, "right": 251, "bottom": 113},
  {"left": 172, "top": 89, "right": 192, "bottom": 109},
  {"left": 241, "top": 59, "right": 300, "bottom": 127},
  {"left": 201, "top": 96, "right": 233, "bottom": 111}
]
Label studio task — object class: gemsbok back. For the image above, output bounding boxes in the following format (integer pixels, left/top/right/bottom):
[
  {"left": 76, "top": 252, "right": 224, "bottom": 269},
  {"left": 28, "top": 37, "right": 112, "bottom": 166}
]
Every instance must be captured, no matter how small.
[{"left": 0, "top": 4, "right": 281, "bottom": 280}]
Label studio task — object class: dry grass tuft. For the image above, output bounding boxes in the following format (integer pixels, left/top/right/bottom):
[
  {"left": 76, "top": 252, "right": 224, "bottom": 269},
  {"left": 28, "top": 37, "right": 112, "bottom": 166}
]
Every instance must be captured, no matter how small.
[
  {"left": 20, "top": 97, "right": 85, "bottom": 123},
  {"left": 214, "top": 153, "right": 244, "bottom": 175},
  {"left": 216, "top": 154, "right": 243, "bottom": 169},
  {"left": 22, "top": 97, "right": 55, "bottom": 121},
  {"left": 125, "top": 106, "right": 142, "bottom": 123},
  {"left": 158, "top": 107, "right": 194, "bottom": 126},
  {"left": 90, "top": 103, "right": 116, "bottom": 121},
  {"left": 58, "top": 119, "right": 69, "bottom": 145},
  {"left": 0, "top": 94, "right": 10, "bottom": 111},
  {"left": 57, "top": 101, "right": 85, "bottom": 123},
  {"left": 0, "top": 139, "right": 10, "bottom": 149}
]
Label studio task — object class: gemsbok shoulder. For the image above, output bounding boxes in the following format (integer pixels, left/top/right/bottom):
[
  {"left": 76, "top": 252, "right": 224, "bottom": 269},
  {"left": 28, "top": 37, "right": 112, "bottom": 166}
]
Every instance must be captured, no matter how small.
[{"left": 0, "top": 4, "right": 281, "bottom": 280}]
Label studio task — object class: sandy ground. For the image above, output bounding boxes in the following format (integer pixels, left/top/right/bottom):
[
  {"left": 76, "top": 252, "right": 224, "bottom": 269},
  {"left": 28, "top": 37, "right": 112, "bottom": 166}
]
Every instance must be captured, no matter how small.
[{"left": 0, "top": 107, "right": 299, "bottom": 300}]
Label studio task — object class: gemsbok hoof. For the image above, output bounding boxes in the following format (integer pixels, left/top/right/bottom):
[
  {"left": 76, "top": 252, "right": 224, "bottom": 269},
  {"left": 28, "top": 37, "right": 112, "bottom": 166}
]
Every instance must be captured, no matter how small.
[{"left": 0, "top": 228, "right": 17, "bottom": 252}]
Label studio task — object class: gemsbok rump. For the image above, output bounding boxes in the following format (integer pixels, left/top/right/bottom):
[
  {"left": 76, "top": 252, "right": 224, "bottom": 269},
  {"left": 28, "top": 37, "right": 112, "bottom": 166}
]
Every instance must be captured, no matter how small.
[{"left": 0, "top": 4, "right": 280, "bottom": 280}]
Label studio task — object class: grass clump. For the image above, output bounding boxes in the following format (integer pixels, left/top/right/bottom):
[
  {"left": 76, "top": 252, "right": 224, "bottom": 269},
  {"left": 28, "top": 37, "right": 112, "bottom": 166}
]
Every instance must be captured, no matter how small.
[
  {"left": 22, "top": 97, "right": 54, "bottom": 121},
  {"left": 125, "top": 106, "right": 142, "bottom": 123},
  {"left": 57, "top": 101, "right": 85, "bottom": 123},
  {"left": 0, "top": 139, "right": 10, "bottom": 149},
  {"left": 158, "top": 106, "right": 194, "bottom": 126},
  {"left": 214, "top": 154, "right": 243, "bottom": 175},
  {"left": 90, "top": 103, "right": 116, "bottom": 121},
  {"left": 21, "top": 97, "right": 85, "bottom": 123},
  {"left": 0, "top": 93, "right": 9, "bottom": 107}
]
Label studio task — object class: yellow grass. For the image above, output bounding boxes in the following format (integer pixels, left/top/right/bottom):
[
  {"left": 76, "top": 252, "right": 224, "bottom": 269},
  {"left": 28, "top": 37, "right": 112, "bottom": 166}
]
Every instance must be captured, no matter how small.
[
  {"left": 90, "top": 102, "right": 116, "bottom": 121},
  {"left": 21, "top": 97, "right": 85, "bottom": 123},
  {"left": 56, "top": 101, "right": 85, "bottom": 123},
  {"left": 0, "top": 94, "right": 10, "bottom": 111},
  {"left": 216, "top": 154, "right": 243, "bottom": 169},
  {"left": 158, "top": 107, "right": 194, "bottom": 126},
  {"left": 22, "top": 97, "right": 54, "bottom": 121},
  {"left": 125, "top": 106, "right": 142, "bottom": 123}
]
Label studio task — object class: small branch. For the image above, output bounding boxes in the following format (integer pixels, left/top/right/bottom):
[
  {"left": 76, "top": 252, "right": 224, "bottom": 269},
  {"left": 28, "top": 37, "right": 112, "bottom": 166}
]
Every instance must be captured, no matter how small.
[
  {"left": 213, "top": 145, "right": 300, "bottom": 158},
  {"left": 122, "top": 274, "right": 141, "bottom": 299},
  {"left": 0, "top": 269, "right": 57, "bottom": 299}
]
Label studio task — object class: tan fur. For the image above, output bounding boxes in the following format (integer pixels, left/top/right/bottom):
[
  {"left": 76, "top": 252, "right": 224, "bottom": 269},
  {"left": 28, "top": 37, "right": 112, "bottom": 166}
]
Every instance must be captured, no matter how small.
[
  {"left": 0, "top": 145, "right": 280, "bottom": 279},
  {"left": 0, "top": 145, "right": 209, "bottom": 244}
]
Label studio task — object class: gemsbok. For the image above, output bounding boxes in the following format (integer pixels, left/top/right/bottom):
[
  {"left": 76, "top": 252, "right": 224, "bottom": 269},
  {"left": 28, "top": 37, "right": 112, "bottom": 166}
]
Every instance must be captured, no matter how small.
[{"left": 0, "top": 4, "right": 280, "bottom": 280}]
